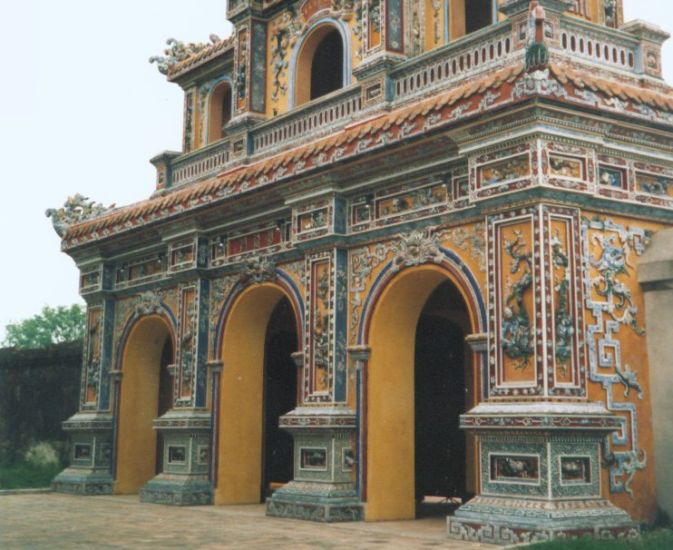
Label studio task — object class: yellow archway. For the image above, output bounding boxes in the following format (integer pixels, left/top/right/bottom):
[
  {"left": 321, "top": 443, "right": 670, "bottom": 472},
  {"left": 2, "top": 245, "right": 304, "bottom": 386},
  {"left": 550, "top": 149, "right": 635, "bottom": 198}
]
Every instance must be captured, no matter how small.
[
  {"left": 215, "top": 283, "right": 300, "bottom": 505},
  {"left": 116, "top": 315, "right": 173, "bottom": 494},
  {"left": 365, "top": 264, "right": 478, "bottom": 520}
]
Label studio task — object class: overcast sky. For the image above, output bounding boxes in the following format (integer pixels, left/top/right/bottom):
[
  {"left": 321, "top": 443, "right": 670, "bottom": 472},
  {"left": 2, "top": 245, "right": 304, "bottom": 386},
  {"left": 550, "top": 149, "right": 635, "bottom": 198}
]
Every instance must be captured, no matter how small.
[{"left": 0, "top": 1, "right": 671, "bottom": 340}]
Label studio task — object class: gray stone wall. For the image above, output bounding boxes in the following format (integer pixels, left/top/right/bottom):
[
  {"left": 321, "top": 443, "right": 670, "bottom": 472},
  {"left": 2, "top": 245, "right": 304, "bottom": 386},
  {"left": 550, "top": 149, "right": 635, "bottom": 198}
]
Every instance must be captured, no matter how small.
[
  {"left": 0, "top": 342, "right": 81, "bottom": 463},
  {"left": 639, "top": 228, "right": 673, "bottom": 523}
]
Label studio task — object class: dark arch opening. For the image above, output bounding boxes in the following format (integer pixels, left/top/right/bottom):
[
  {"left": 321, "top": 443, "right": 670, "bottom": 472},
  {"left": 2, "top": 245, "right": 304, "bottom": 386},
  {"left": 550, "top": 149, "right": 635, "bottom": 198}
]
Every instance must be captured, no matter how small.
[
  {"left": 414, "top": 280, "right": 471, "bottom": 517},
  {"left": 262, "top": 297, "right": 298, "bottom": 499},
  {"left": 310, "top": 29, "right": 343, "bottom": 101},
  {"left": 465, "top": 0, "right": 493, "bottom": 35}
]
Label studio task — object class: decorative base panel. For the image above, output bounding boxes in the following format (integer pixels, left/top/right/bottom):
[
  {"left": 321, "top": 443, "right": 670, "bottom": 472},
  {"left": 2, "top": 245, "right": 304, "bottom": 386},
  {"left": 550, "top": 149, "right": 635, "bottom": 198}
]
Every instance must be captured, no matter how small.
[
  {"left": 266, "top": 481, "right": 362, "bottom": 522},
  {"left": 447, "top": 497, "right": 639, "bottom": 546},
  {"left": 51, "top": 468, "right": 113, "bottom": 496},
  {"left": 266, "top": 495, "right": 362, "bottom": 522},
  {"left": 139, "top": 474, "right": 212, "bottom": 506}
]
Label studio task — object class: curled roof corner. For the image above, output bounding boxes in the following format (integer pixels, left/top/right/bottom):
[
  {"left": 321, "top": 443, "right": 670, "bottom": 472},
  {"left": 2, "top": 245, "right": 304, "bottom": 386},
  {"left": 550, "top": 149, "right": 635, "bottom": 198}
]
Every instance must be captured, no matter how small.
[{"left": 167, "top": 35, "right": 235, "bottom": 81}]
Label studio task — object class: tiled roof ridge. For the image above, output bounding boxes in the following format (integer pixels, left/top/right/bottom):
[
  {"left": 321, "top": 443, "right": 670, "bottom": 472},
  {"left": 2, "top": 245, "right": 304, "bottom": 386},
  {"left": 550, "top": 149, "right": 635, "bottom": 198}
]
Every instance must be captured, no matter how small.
[
  {"left": 64, "top": 64, "right": 525, "bottom": 244},
  {"left": 63, "top": 61, "right": 673, "bottom": 247},
  {"left": 168, "top": 35, "right": 235, "bottom": 80},
  {"left": 548, "top": 61, "right": 673, "bottom": 111}
]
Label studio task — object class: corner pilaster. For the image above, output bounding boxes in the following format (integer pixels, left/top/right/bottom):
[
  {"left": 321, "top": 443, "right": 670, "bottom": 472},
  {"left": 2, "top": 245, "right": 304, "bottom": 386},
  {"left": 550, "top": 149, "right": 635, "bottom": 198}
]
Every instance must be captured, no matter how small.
[
  {"left": 448, "top": 203, "right": 638, "bottom": 544},
  {"left": 52, "top": 291, "right": 116, "bottom": 495},
  {"left": 140, "top": 276, "right": 213, "bottom": 505}
]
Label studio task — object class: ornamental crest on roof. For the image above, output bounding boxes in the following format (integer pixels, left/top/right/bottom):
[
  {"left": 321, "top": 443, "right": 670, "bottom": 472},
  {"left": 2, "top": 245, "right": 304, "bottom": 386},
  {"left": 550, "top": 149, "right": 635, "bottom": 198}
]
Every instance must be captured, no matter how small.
[
  {"left": 46, "top": 194, "right": 115, "bottom": 238},
  {"left": 149, "top": 36, "right": 222, "bottom": 75}
]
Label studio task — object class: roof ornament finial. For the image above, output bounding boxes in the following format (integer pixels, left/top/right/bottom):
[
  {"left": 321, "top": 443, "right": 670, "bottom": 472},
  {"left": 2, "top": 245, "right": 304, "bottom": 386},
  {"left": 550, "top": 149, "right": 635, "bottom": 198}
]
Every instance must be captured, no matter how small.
[
  {"left": 149, "top": 38, "right": 211, "bottom": 75},
  {"left": 46, "top": 194, "right": 115, "bottom": 238},
  {"left": 525, "top": 1, "right": 549, "bottom": 72}
]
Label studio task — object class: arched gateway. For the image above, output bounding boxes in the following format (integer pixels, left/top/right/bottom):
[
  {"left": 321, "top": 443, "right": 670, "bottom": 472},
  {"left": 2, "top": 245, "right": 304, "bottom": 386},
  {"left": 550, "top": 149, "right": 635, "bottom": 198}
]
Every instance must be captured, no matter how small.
[
  {"left": 51, "top": 0, "right": 672, "bottom": 545},
  {"left": 115, "top": 315, "right": 175, "bottom": 494},
  {"left": 214, "top": 282, "right": 301, "bottom": 504},
  {"left": 364, "top": 263, "right": 480, "bottom": 520}
]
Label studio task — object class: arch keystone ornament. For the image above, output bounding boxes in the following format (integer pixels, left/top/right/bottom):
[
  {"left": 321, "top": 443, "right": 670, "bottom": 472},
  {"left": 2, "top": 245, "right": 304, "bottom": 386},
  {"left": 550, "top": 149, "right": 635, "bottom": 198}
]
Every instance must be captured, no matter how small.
[
  {"left": 391, "top": 228, "right": 443, "bottom": 271},
  {"left": 239, "top": 254, "right": 277, "bottom": 285}
]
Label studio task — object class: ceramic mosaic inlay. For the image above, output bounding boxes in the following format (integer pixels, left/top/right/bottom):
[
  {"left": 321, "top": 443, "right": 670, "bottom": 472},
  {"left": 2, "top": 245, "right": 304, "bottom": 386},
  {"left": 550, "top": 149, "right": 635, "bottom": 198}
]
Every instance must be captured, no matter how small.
[{"left": 50, "top": 0, "right": 672, "bottom": 538}]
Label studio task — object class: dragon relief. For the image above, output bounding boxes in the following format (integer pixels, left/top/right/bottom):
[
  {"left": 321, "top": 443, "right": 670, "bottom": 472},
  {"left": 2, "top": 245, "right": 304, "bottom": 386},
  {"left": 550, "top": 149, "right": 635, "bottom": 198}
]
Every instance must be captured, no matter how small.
[
  {"left": 501, "top": 230, "right": 535, "bottom": 371},
  {"left": 270, "top": 24, "right": 290, "bottom": 102},
  {"left": 583, "top": 217, "right": 650, "bottom": 496},
  {"left": 438, "top": 224, "right": 487, "bottom": 272},
  {"left": 551, "top": 231, "right": 574, "bottom": 373},
  {"left": 46, "top": 194, "right": 115, "bottom": 238},
  {"left": 85, "top": 316, "right": 101, "bottom": 396},
  {"left": 604, "top": 0, "right": 618, "bottom": 28},
  {"left": 590, "top": 232, "right": 645, "bottom": 335},
  {"left": 349, "top": 243, "right": 395, "bottom": 340},
  {"left": 313, "top": 267, "right": 331, "bottom": 390},
  {"left": 180, "top": 301, "right": 197, "bottom": 390},
  {"left": 368, "top": 0, "right": 382, "bottom": 34}
]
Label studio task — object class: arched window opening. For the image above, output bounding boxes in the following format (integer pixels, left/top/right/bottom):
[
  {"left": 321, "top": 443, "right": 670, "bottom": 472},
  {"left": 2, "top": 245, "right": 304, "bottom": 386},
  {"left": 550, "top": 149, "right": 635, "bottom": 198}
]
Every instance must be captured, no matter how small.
[
  {"left": 310, "top": 29, "right": 343, "bottom": 101},
  {"left": 294, "top": 24, "right": 346, "bottom": 106},
  {"left": 208, "top": 81, "right": 232, "bottom": 143},
  {"left": 465, "top": 0, "right": 493, "bottom": 35}
]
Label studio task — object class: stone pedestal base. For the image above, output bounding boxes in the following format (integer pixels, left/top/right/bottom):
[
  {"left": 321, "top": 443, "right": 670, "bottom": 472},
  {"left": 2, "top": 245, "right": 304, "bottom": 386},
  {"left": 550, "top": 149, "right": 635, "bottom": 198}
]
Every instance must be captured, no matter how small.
[
  {"left": 51, "top": 411, "right": 114, "bottom": 496},
  {"left": 448, "top": 496, "right": 639, "bottom": 545},
  {"left": 266, "top": 406, "right": 362, "bottom": 523},
  {"left": 137, "top": 409, "right": 212, "bottom": 506},
  {"left": 52, "top": 468, "right": 113, "bottom": 495},
  {"left": 447, "top": 401, "right": 639, "bottom": 545},
  {"left": 266, "top": 481, "right": 362, "bottom": 522},
  {"left": 139, "top": 474, "right": 212, "bottom": 506}
]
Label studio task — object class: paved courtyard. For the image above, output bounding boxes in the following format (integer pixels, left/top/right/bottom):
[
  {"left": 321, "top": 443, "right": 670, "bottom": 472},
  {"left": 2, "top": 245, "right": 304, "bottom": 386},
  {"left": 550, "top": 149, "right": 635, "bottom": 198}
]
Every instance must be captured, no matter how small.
[{"left": 0, "top": 493, "right": 493, "bottom": 549}]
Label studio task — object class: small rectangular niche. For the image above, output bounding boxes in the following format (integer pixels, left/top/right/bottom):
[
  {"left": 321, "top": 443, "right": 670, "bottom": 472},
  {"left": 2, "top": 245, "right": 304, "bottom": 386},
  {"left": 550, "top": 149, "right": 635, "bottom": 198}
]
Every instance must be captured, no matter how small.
[
  {"left": 300, "top": 448, "right": 327, "bottom": 471},
  {"left": 74, "top": 444, "right": 92, "bottom": 461},
  {"left": 560, "top": 456, "right": 592, "bottom": 485},
  {"left": 167, "top": 446, "right": 187, "bottom": 464}
]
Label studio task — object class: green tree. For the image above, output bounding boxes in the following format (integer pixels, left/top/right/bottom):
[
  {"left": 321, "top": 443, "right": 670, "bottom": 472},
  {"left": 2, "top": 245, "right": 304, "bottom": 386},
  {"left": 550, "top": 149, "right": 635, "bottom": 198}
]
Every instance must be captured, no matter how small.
[{"left": 2, "top": 305, "right": 86, "bottom": 349}]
